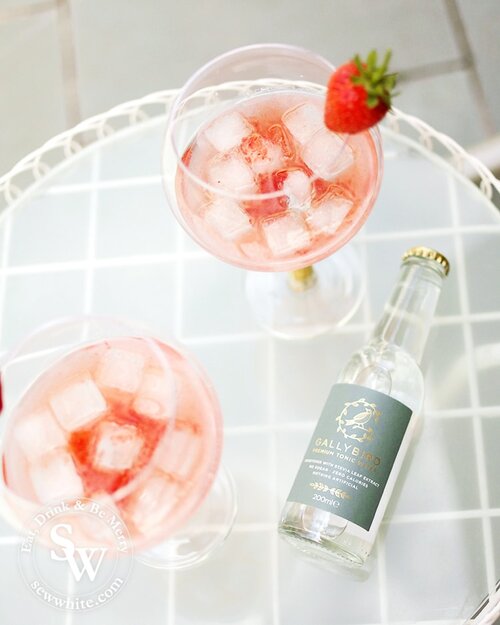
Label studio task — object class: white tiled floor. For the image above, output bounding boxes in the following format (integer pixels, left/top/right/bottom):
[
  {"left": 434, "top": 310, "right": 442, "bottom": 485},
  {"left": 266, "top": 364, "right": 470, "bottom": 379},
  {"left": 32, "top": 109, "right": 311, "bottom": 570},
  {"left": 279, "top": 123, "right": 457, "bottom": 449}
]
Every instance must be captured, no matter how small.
[
  {"left": 462, "top": 231, "right": 500, "bottom": 314},
  {"left": 384, "top": 416, "right": 481, "bottom": 516},
  {"left": 91, "top": 263, "right": 177, "bottom": 337},
  {"left": 0, "top": 545, "right": 63, "bottom": 625},
  {"left": 278, "top": 543, "right": 382, "bottom": 625},
  {"left": 70, "top": 562, "right": 172, "bottom": 625},
  {"left": 192, "top": 339, "right": 270, "bottom": 427},
  {"left": 482, "top": 416, "right": 500, "bottom": 509},
  {"left": 1, "top": 269, "right": 86, "bottom": 349},
  {"left": 384, "top": 519, "right": 487, "bottom": 621},
  {"left": 471, "top": 321, "right": 500, "bottom": 407},
  {"left": 175, "top": 530, "right": 275, "bottom": 625},
  {"left": 223, "top": 431, "right": 274, "bottom": 523},
  {"left": 8, "top": 191, "right": 91, "bottom": 266},
  {"left": 365, "top": 151, "right": 454, "bottom": 234},
  {"left": 273, "top": 331, "right": 367, "bottom": 424},
  {"left": 94, "top": 186, "right": 178, "bottom": 258},
  {"left": 1, "top": 0, "right": 500, "bottom": 175}
]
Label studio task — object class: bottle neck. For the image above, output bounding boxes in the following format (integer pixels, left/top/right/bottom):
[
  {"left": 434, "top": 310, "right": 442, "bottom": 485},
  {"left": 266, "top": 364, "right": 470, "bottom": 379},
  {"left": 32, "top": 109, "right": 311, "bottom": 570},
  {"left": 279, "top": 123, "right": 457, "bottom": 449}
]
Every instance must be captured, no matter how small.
[{"left": 371, "top": 258, "right": 445, "bottom": 363}]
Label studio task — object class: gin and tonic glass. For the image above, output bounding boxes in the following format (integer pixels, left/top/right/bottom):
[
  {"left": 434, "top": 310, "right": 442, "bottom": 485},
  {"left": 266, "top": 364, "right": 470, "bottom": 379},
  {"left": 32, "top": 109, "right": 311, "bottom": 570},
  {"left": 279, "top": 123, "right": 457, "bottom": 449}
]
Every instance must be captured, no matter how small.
[
  {"left": 0, "top": 316, "right": 236, "bottom": 570},
  {"left": 163, "top": 44, "right": 382, "bottom": 338}
]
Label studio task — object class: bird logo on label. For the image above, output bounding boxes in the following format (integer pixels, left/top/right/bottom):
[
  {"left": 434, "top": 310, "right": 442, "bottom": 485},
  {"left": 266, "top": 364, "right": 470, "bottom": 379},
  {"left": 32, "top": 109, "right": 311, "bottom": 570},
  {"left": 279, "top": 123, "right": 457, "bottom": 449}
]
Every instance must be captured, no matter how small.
[{"left": 336, "top": 398, "right": 381, "bottom": 443}]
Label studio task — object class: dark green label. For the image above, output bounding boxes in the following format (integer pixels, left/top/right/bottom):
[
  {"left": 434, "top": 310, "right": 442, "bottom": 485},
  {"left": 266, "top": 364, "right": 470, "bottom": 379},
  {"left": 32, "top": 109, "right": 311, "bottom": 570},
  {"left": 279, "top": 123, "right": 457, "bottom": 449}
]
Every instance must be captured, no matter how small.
[{"left": 287, "top": 383, "right": 412, "bottom": 531}]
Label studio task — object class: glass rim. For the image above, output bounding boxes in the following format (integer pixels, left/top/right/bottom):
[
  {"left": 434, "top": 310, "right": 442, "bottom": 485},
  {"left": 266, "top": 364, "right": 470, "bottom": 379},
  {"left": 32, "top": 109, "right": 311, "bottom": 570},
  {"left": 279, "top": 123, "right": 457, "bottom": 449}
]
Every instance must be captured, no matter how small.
[{"left": 164, "top": 42, "right": 355, "bottom": 202}]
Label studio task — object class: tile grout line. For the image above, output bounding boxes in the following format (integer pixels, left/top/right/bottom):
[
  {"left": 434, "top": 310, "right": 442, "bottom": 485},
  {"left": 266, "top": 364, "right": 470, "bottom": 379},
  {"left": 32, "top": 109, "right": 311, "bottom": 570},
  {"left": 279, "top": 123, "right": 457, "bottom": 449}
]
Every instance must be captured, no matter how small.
[
  {"left": 3, "top": 306, "right": 500, "bottom": 352},
  {"left": 167, "top": 569, "right": 176, "bottom": 625},
  {"left": 82, "top": 151, "right": 100, "bottom": 315},
  {"left": 64, "top": 575, "right": 75, "bottom": 625},
  {"left": 382, "top": 507, "right": 500, "bottom": 524},
  {"left": 0, "top": 252, "right": 188, "bottom": 275},
  {"left": 4, "top": 222, "right": 500, "bottom": 277},
  {"left": 360, "top": 242, "right": 388, "bottom": 624},
  {"left": 356, "top": 224, "right": 500, "bottom": 241},
  {"left": 166, "top": 219, "right": 186, "bottom": 625},
  {"left": 173, "top": 231, "right": 185, "bottom": 341},
  {"left": 55, "top": 0, "right": 82, "bottom": 128},
  {"left": 223, "top": 404, "right": 500, "bottom": 436},
  {"left": 46, "top": 176, "right": 163, "bottom": 194},
  {"left": 447, "top": 175, "right": 496, "bottom": 594},
  {"left": 229, "top": 503, "right": 500, "bottom": 530},
  {"left": 226, "top": 504, "right": 500, "bottom": 533},
  {"left": 0, "top": 535, "right": 22, "bottom": 545},
  {"left": 360, "top": 240, "right": 372, "bottom": 330},
  {"left": 375, "top": 534, "right": 388, "bottom": 624},
  {"left": 267, "top": 337, "right": 281, "bottom": 625}
]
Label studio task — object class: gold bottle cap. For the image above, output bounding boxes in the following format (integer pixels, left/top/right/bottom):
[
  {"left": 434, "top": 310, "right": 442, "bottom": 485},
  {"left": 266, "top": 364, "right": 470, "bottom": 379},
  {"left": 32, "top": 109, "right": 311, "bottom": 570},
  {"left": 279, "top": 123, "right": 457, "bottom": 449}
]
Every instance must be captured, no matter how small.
[
  {"left": 288, "top": 265, "right": 317, "bottom": 291},
  {"left": 402, "top": 246, "right": 450, "bottom": 276}
]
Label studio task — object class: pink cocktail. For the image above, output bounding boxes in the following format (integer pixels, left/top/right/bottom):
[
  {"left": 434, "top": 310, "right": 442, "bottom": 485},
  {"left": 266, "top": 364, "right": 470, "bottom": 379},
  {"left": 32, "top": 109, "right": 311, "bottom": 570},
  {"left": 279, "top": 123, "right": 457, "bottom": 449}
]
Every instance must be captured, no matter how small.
[
  {"left": 1, "top": 336, "right": 223, "bottom": 552},
  {"left": 176, "top": 92, "right": 379, "bottom": 272},
  {"left": 164, "top": 45, "right": 383, "bottom": 338}
]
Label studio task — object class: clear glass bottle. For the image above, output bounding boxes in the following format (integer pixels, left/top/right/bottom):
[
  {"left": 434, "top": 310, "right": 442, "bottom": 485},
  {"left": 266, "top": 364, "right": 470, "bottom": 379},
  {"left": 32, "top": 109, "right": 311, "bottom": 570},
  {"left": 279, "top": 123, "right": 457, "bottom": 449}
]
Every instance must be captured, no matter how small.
[{"left": 278, "top": 246, "right": 450, "bottom": 568}]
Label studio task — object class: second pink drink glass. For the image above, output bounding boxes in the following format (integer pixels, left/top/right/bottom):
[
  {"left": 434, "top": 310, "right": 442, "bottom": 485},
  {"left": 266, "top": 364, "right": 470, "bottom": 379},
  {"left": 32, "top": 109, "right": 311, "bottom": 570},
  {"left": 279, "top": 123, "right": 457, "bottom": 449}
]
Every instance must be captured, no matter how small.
[{"left": 0, "top": 317, "right": 236, "bottom": 570}]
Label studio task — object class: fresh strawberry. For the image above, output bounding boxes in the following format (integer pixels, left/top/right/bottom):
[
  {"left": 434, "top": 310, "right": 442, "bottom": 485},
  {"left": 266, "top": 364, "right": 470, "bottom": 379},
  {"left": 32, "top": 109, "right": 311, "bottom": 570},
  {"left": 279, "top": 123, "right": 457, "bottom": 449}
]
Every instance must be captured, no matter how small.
[{"left": 325, "top": 50, "right": 397, "bottom": 134}]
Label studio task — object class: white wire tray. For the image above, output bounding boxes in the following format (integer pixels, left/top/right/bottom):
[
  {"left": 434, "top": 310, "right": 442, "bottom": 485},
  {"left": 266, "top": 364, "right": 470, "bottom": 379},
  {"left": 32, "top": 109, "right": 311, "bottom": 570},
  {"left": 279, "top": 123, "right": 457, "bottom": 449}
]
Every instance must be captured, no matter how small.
[{"left": 0, "top": 89, "right": 499, "bottom": 625}]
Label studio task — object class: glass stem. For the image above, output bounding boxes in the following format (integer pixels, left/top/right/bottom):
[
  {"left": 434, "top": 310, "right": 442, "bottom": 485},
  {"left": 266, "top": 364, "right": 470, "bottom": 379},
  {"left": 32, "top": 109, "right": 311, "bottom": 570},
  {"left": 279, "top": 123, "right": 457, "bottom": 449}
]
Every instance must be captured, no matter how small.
[{"left": 288, "top": 265, "right": 317, "bottom": 292}]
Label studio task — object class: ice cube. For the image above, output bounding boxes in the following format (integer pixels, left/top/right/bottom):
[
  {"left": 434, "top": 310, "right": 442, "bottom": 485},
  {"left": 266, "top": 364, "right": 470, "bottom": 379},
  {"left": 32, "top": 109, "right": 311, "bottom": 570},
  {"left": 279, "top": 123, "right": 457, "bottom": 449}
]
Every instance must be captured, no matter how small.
[
  {"left": 133, "top": 368, "right": 173, "bottom": 419},
  {"left": 204, "top": 197, "right": 253, "bottom": 241},
  {"left": 282, "top": 169, "right": 312, "bottom": 209},
  {"left": 240, "top": 240, "right": 270, "bottom": 261},
  {"left": 207, "top": 153, "right": 257, "bottom": 194},
  {"left": 204, "top": 111, "right": 253, "bottom": 153},
  {"left": 262, "top": 212, "right": 311, "bottom": 257},
  {"left": 93, "top": 422, "right": 143, "bottom": 471},
  {"left": 30, "top": 450, "right": 84, "bottom": 503},
  {"left": 96, "top": 348, "right": 145, "bottom": 393},
  {"left": 282, "top": 102, "right": 324, "bottom": 145},
  {"left": 156, "top": 423, "right": 201, "bottom": 480},
  {"left": 14, "top": 408, "right": 66, "bottom": 462},
  {"left": 302, "top": 130, "right": 354, "bottom": 180},
  {"left": 125, "top": 473, "right": 178, "bottom": 534},
  {"left": 50, "top": 378, "right": 107, "bottom": 432},
  {"left": 307, "top": 197, "right": 353, "bottom": 234},
  {"left": 240, "top": 133, "right": 284, "bottom": 175}
]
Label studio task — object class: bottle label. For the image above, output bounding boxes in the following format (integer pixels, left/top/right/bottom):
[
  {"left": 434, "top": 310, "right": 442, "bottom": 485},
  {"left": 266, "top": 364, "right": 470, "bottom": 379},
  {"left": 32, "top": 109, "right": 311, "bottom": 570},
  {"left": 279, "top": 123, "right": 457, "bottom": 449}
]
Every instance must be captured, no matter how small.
[{"left": 286, "top": 383, "right": 412, "bottom": 531}]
